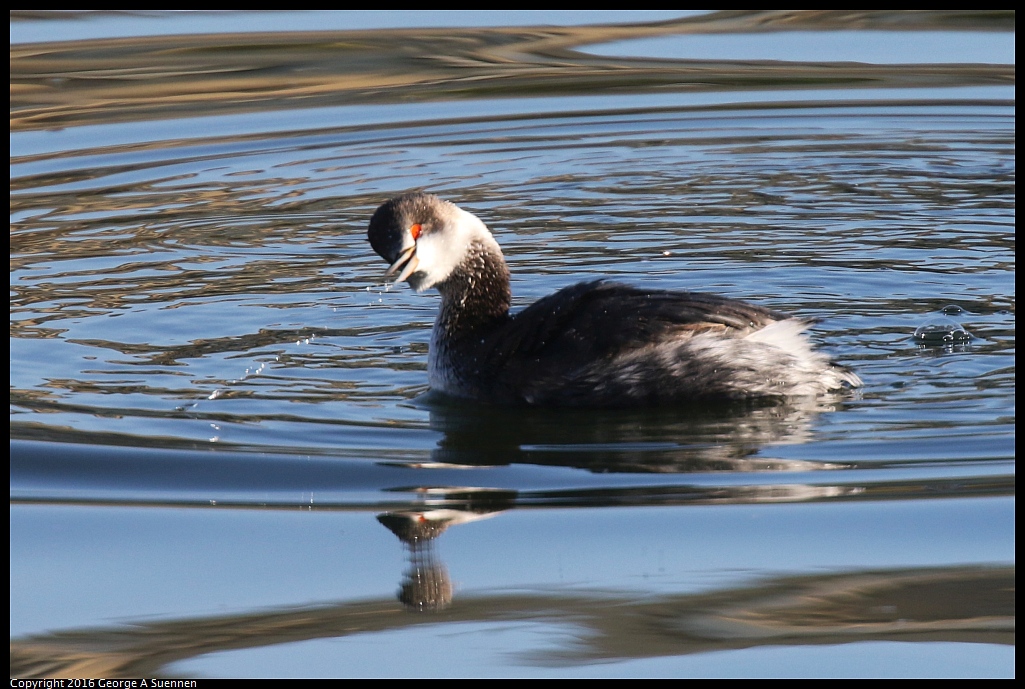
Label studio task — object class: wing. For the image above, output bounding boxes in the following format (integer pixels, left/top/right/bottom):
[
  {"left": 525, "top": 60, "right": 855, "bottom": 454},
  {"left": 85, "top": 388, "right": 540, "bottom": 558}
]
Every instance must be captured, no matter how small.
[{"left": 475, "top": 280, "right": 788, "bottom": 374}]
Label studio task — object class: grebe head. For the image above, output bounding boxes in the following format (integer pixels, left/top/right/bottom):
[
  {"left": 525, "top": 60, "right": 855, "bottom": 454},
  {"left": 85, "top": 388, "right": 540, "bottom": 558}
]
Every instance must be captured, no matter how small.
[{"left": 368, "top": 192, "right": 501, "bottom": 292}]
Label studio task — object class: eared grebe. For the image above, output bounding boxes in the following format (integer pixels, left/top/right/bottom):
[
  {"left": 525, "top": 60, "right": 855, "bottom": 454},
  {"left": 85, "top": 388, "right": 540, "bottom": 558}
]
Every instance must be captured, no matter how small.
[{"left": 367, "top": 192, "right": 861, "bottom": 407}]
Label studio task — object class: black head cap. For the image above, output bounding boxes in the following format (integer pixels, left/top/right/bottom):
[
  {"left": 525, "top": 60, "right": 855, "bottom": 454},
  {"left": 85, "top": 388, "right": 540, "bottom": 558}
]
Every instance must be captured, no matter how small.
[{"left": 367, "top": 192, "right": 440, "bottom": 264}]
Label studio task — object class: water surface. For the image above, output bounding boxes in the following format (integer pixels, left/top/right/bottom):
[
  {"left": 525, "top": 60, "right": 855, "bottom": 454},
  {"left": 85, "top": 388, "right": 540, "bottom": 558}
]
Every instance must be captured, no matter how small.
[{"left": 10, "top": 10, "right": 1015, "bottom": 678}]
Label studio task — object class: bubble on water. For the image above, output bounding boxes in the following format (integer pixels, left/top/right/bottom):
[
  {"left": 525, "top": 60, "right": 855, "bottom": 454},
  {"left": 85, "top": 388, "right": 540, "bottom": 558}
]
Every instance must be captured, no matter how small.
[
  {"left": 941, "top": 304, "right": 965, "bottom": 316},
  {"left": 913, "top": 320, "right": 971, "bottom": 345}
]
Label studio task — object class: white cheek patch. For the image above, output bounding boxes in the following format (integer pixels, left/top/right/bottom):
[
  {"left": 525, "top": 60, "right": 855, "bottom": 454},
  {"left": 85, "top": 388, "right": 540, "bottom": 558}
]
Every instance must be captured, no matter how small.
[
  {"left": 408, "top": 205, "right": 496, "bottom": 292},
  {"left": 411, "top": 231, "right": 466, "bottom": 291}
]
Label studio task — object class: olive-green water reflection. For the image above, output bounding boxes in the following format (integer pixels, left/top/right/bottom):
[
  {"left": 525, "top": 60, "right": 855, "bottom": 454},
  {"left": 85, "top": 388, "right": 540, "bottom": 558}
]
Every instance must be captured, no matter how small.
[{"left": 11, "top": 561, "right": 1013, "bottom": 678}]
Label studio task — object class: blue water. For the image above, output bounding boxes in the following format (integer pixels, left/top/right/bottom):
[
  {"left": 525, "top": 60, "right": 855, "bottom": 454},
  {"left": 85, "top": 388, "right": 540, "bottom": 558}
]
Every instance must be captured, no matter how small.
[{"left": 10, "top": 10, "right": 1015, "bottom": 678}]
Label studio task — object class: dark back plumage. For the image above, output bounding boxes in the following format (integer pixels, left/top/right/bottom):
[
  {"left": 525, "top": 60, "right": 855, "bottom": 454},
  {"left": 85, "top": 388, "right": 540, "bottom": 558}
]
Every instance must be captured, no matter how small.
[
  {"left": 449, "top": 280, "right": 796, "bottom": 405},
  {"left": 478, "top": 280, "right": 783, "bottom": 364}
]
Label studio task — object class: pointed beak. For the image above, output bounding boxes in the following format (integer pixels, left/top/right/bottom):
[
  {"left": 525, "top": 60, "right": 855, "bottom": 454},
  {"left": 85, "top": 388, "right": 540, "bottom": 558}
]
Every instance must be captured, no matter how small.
[{"left": 385, "top": 244, "right": 420, "bottom": 283}]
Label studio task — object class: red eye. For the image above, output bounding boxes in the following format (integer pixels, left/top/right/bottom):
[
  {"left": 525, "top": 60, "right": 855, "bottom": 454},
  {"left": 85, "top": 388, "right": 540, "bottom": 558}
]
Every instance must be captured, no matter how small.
[{"left": 410, "top": 223, "right": 422, "bottom": 240}]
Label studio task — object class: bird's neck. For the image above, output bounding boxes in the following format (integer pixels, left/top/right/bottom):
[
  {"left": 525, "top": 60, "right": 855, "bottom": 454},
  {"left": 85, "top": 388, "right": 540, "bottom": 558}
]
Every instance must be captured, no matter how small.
[{"left": 434, "top": 239, "right": 511, "bottom": 340}]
